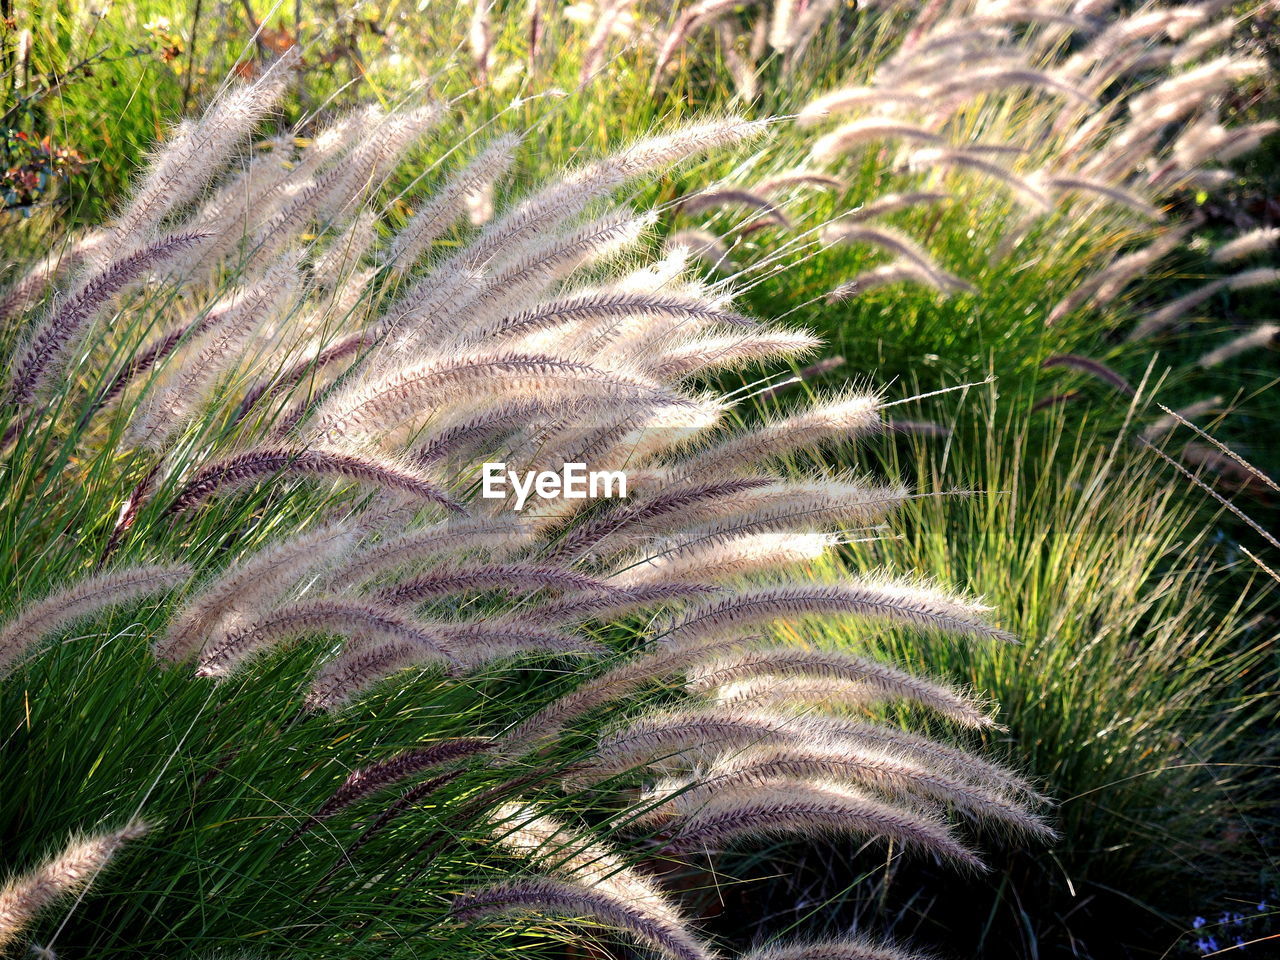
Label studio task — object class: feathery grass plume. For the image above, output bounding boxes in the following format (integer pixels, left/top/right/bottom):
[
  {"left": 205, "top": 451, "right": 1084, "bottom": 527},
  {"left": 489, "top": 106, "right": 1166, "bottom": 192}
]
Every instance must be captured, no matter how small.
[
  {"left": 1212, "top": 228, "right": 1280, "bottom": 264},
  {"left": 520, "top": 582, "right": 721, "bottom": 627},
  {"left": 156, "top": 523, "right": 353, "bottom": 663},
  {"left": 174, "top": 144, "right": 297, "bottom": 265},
  {"left": 686, "top": 648, "right": 995, "bottom": 728},
  {"left": 0, "top": 819, "right": 148, "bottom": 951},
  {"left": 1164, "top": 116, "right": 1277, "bottom": 177},
  {"left": 908, "top": 149, "right": 1052, "bottom": 212},
  {"left": 489, "top": 804, "right": 683, "bottom": 921},
  {"left": 651, "top": 0, "right": 765, "bottom": 82},
  {"left": 717, "top": 20, "right": 761, "bottom": 100},
  {"left": 465, "top": 171, "right": 496, "bottom": 225},
  {"left": 98, "top": 50, "right": 297, "bottom": 263},
  {"left": 1040, "top": 174, "right": 1162, "bottom": 219},
  {"left": 922, "top": 66, "right": 1094, "bottom": 106},
  {"left": 1060, "top": 10, "right": 1170, "bottom": 76},
  {"left": 408, "top": 396, "right": 594, "bottom": 465},
  {"left": 386, "top": 134, "right": 522, "bottom": 273},
  {"left": 463, "top": 291, "right": 755, "bottom": 347},
  {"left": 311, "top": 103, "right": 444, "bottom": 225},
  {"left": 441, "top": 623, "right": 606, "bottom": 670},
  {"left": 164, "top": 447, "right": 465, "bottom": 516},
  {"left": 779, "top": 0, "right": 840, "bottom": 65},
  {"left": 811, "top": 119, "right": 944, "bottom": 162},
  {"left": 450, "top": 877, "right": 719, "bottom": 960},
  {"left": 676, "top": 393, "right": 882, "bottom": 477},
  {"left": 1040, "top": 354, "right": 1135, "bottom": 395},
  {"left": 1128, "top": 55, "right": 1267, "bottom": 118},
  {"left": 612, "top": 532, "right": 836, "bottom": 586},
  {"left": 661, "top": 579, "right": 1015, "bottom": 645},
  {"left": 374, "top": 564, "right": 604, "bottom": 607},
  {"left": 0, "top": 564, "right": 191, "bottom": 675},
  {"left": 883, "top": 48, "right": 1028, "bottom": 92},
  {"left": 648, "top": 328, "right": 819, "bottom": 381},
  {"left": 679, "top": 189, "right": 792, "bottom": 228},
  {"left": 1198, "top": 324, "right": 1279, "bottom": 369},
  {"left": 796, "top": 88, "right": 930, "bottom": 127},
  {"left": 0, "top": 233, "right": 102, "bottom": 325},
  {"left": 294, "top": 738, "right": 491, "bottom": 839},
  {"left": 309, "top": 352, "right": 679, "bottom": 444},
  {"left": 544, "top": 476, "right": 778, "bottom": 563},
  {"left": 1125, "top": 279, "right": 1228, "bottom": 342},
  {"left": 1141, "top": 396, "right": 1222, "bottom": 441},
  {"left": 8, "top": 233, "right": 208, "bottom": 404},
  {"left": 230, "top": 173, "right": 326, "bottom": 270},
  {"left": 195, "top": 598, "right": 460, "bottom": 677},
  {"left": 580, "top": 0, "right": 639, "bottom": 82},
  {"left": 805, "top": 712, "right": 1045, "bottom": 800},
  {"left": 661, "top": 742, "right": 1051, "bottom": 838},
  {"left": 840, "top": 190, "right": 949, "bottom": 224},
  {"left": 768, "top": 0, "right": 798, "bottom": 52},
  {"left": 469, "top": 0, "right": 493, "bottom": 80},
  {"left": 1172, "top": 18, "right": 1237, "bottom": 67},
  {"left": 706, "top": 673, "right": 888, "bottom": 709},
  {"left": 452, "top": 210, "right": 656, "bottom": 326},
  {"left": 1227, "top": 267, "right": 1280, "bottom": 292},
  {"left": 304, "top": 639, "right": 431, "bottom": 711},
  {"left": 128, "top": 255, "right": 301, "bottom": 448},
  {"left": 231, "top": 326, "right": 379, "bottom": 426},
  {"left": 291, "top": 106, "right": 384, "bottom": 185},
  {"left": 743, "top": 936, "right": 925, "bottom": 960},
  {"left": 666, "top": 227, "right": 734, "bottom": 266},
  {"left": 519, "top": 396, "right": 723, "bottom": 482},
  {"left": 583, "top": 706, "right": 1041, "bottom": 798},
  {"left": 374, "top": 257, "right": 485, "bottom": 344},
  {"left": 662, "top": 779, "right": 982, "bottom": 868},
  {"left": 1186, "top": 166, "right": 1235, "bottom": 188},
  {"left": 970, "top": 7, "right": 1094, "bottom": 31},
  {"left": 1210, "top": 120, "right": 1280, "bottom": 165},
  {"left": 653, "top": 478, "right": 909, "bottom": 544},
  {"left": 823, "top": 224, "right": 970, "bottom": 293},
  {"left": 331, "top": 517, "right": 526, "bottom": 587},
  {"left": 93, "top": 315, "right": 216, "bottom": 414},
  {"left": 313, "top": 209, "right": 379, "bottom": 284},
  {"left": 826, "top": 262, "right": 950, "bottom": 302},
  {"left": 755, "top": 171, "right": 848, "bottom": 195},
  {"left": 453, "top": 118, "right": 766, "bottom": 276},
  {"left": 580, "top": 707, "right": 832, "bottom": 777},
  {"left": 498, "top": 636, "right": 754, "bottom": 757},
  {"left": 1047, "top": 220, "right": 1197, "bottom": 324}
]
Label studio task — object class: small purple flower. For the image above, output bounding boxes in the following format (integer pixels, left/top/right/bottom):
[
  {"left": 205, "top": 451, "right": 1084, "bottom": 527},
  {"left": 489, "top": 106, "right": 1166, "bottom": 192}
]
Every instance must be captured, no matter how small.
[{"left": 1194, "top": 917, "right": 1207, "bottom": 929}]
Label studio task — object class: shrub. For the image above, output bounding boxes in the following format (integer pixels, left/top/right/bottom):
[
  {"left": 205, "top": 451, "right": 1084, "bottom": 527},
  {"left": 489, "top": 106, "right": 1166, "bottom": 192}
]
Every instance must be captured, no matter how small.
[{"left": 0, "top": 52, "right": 1043, "bottom": 960}]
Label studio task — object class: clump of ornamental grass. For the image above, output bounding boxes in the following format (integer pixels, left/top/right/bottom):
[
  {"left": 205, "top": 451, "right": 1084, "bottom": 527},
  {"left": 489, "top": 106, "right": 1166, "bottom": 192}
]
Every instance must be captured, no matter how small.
[
  {"left": 3, "top": 5, "right": 1273, "bottom": 959},
  {"left": 801, "top": 387, "right": 1274, "bottom": 954},
  {"left": 0, "top": 49, "right": 1048, "bottom": 960},
  {"left": 652, "top": 0, "right": 1276, "bottom": 470}
]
